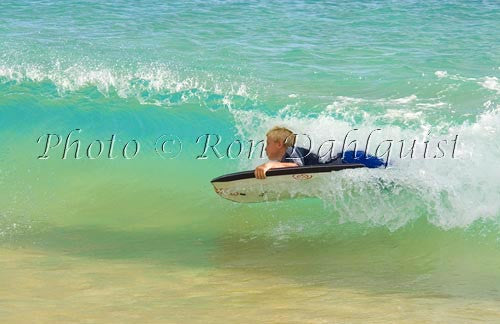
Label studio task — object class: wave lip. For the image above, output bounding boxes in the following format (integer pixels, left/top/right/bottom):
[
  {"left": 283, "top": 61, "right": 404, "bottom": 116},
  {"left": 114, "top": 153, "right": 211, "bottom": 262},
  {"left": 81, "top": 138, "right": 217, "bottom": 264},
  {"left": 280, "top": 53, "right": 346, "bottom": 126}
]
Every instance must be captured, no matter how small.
[{"left": 0, "top": 62, "right": 256, "bottom": 107}]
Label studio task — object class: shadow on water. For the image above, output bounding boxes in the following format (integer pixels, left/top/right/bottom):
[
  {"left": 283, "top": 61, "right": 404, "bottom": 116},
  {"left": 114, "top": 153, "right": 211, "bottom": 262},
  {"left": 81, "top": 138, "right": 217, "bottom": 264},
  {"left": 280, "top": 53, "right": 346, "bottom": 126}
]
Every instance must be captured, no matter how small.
[
  {"left": 215, "top": 218, "right": 500, "bottom": 300},
  {"left": 2, "top": 217, "right": 500, "bottom": 301},
  {"left": 2, "top": 224, "right": 217, "bottom": 268}
]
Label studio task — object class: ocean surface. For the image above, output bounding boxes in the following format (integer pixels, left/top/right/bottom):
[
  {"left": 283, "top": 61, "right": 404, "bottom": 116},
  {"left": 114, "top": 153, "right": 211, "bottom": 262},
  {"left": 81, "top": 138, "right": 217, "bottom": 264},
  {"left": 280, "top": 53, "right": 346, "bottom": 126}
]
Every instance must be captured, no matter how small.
[{"left": 1, "top": 1, "right": 499, "bottom": 322}]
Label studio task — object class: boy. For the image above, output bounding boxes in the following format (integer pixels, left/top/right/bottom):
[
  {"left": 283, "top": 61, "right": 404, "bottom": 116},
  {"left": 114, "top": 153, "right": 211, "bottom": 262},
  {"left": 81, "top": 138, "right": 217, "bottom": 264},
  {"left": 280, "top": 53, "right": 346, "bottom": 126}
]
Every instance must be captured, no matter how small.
[
  {"left": 254, "top": 126, "right": 320, "bottom": 179},
  {"left": 254, "top": 126, "right": 385, "bottom": 179}
]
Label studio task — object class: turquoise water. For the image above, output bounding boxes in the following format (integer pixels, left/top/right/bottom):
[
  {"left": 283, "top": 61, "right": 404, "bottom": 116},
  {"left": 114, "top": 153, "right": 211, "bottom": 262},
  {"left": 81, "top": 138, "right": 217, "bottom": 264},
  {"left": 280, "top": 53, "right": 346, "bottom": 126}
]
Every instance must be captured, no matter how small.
[{"left": 1, "top": 1, "right": 500, "bottom": 322}]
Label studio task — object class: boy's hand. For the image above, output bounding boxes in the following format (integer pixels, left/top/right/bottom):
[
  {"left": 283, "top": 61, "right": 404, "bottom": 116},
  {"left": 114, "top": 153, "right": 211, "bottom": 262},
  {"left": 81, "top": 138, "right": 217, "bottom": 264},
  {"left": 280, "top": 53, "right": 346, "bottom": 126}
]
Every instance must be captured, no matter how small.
[
  {"left": 254, "top": 162, "right": 273, "bottom": 179},
  {"left": 254, "top": 161, "right": 298, "bottom": 179}
]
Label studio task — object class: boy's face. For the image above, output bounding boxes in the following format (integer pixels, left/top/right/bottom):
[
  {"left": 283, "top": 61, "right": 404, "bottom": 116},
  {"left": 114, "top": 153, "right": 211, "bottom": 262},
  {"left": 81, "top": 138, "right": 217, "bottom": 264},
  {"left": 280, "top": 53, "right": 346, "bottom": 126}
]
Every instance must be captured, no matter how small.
[{"left": 265, "top": 136, "right": 285, "bottom": 160}]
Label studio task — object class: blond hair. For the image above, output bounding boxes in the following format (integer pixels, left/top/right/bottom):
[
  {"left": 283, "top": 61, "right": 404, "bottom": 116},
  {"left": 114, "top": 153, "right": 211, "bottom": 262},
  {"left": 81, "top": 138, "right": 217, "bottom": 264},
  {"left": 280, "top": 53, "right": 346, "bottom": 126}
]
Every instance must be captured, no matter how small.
[{"left": 266, "top": 126, "right": 296, "bottom": 148}]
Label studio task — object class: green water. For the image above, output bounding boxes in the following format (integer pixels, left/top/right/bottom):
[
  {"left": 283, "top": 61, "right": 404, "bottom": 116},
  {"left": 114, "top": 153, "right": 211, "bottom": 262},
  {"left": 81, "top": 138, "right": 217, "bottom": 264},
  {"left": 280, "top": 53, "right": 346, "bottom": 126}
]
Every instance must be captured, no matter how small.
[{"left": 1, "top": 0, "right": 499, "bottom": 322}]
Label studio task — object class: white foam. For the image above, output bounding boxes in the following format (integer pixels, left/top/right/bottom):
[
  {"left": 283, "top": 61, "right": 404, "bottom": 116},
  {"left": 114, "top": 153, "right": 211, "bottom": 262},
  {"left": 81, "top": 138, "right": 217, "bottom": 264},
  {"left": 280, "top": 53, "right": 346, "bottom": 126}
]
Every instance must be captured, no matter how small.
[
  {"left": 232, "top": 102, "right": 500, "bottom": 232},
  {"left": 388, "top": 95, "right": 417, "bottom": 104},
  {"left": 384, "top": 109, "right": 423, "bottom": 121},
  {"left": 435, "top": 70, "right": 448, "bottom": 78},
  {"left": 324, "top": 95, "right": 450, "bottom": 126},
  {"left": 479, "top": 76, "right": 500, "bottom": 93},
  {"left": 0, "top": 62, "right": 256, "bottom": 104}
]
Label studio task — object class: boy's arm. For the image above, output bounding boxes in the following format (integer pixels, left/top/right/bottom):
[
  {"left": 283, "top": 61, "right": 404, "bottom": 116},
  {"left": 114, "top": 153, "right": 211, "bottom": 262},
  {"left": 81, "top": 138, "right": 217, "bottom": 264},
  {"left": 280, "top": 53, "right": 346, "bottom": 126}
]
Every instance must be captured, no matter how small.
[{"left": 254, "top": 161, "right": 299, "bottom": 179}]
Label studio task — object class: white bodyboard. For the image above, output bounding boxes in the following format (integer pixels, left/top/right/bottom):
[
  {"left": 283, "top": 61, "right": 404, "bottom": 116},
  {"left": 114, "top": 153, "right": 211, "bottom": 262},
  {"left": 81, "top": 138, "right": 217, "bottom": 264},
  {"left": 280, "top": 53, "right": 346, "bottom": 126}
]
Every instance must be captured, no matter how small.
[{"left": 211, "top": 163, "right": 365, "bottom": 203}]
